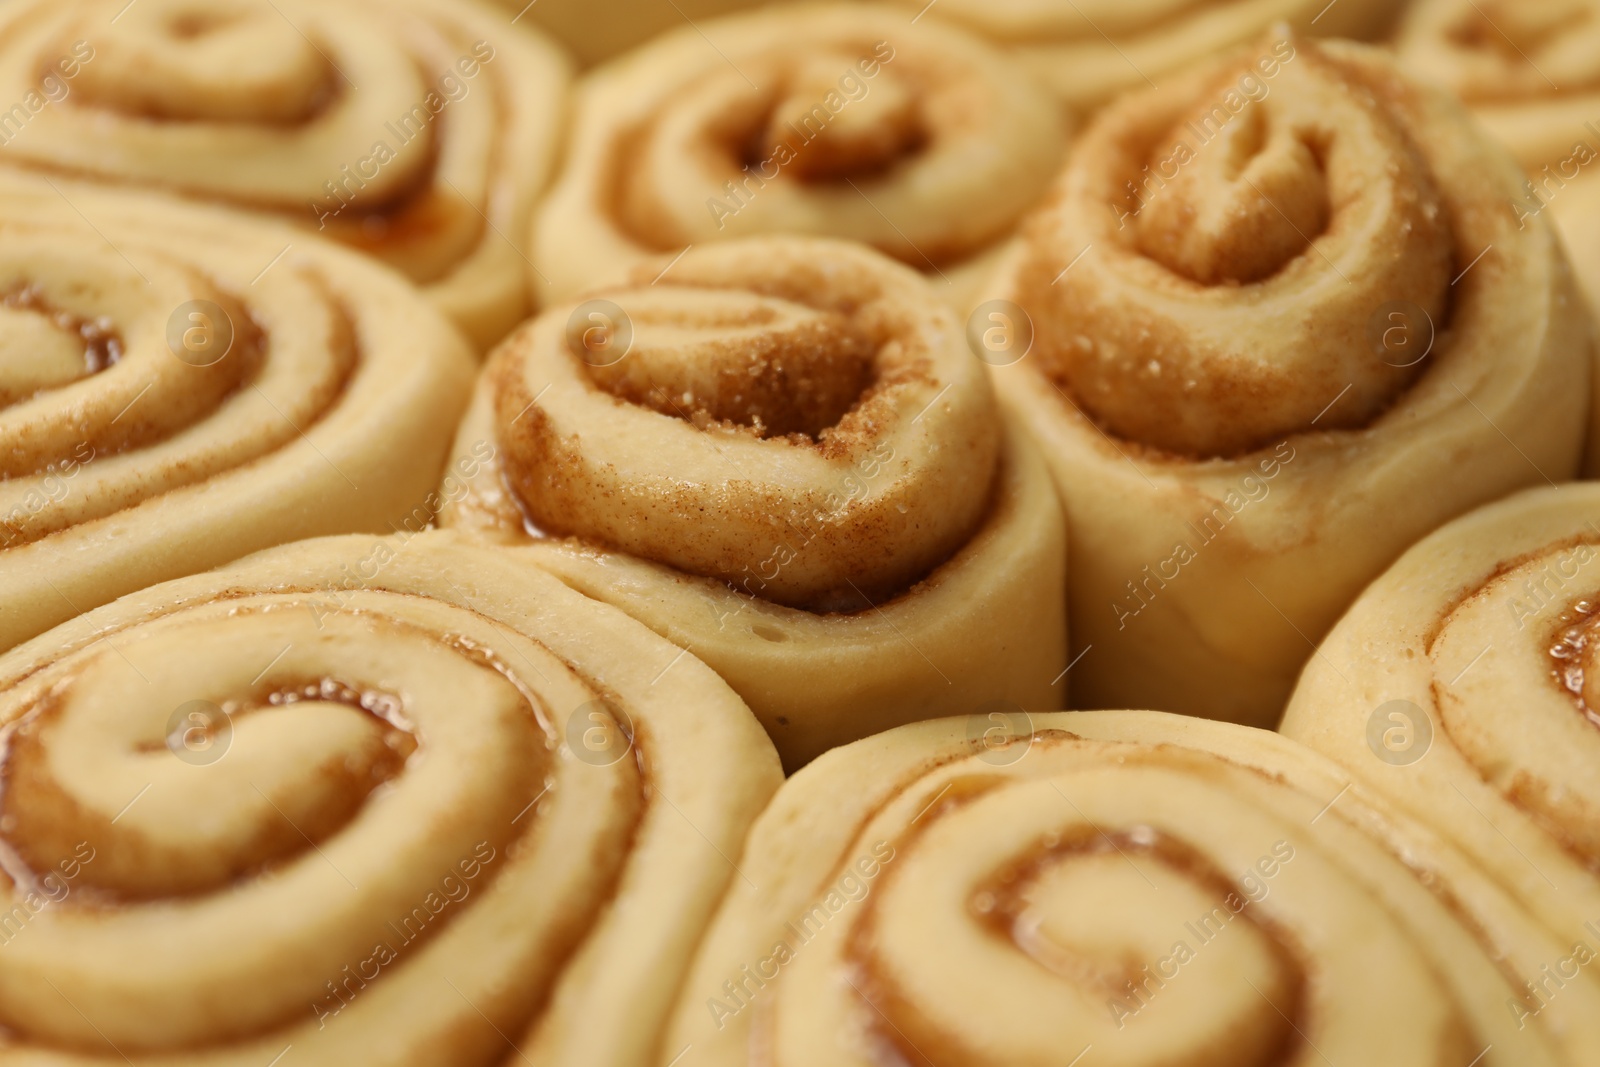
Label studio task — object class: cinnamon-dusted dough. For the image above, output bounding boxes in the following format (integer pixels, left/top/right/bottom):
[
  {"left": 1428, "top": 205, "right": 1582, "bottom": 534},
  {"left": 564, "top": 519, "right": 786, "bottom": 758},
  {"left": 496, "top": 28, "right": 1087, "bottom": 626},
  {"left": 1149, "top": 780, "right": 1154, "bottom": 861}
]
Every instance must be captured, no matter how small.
[
  {"left": 0, "top": 0, "right": 569, "bottom": 349},
  {"left": 0, "top": 171, "right": 474, "bottom": 651},
  {"left": 985, "top": 35, "right": 1592, "bottom": 727},
  {"left": 1283, "top": 483, "right": 1600, "bottom": 986},
  {"left": 441, "top": 238, "right": 1066, "bottom": 768},
  {"left": 664, "top": 710, "right": 1598, "bottom": 1065},
  {"left": 0, "top": 532, "right": 781, "bottom": 1065},
  {"left": 532, "top": 3, "right": 1065, "bottom": 311}
]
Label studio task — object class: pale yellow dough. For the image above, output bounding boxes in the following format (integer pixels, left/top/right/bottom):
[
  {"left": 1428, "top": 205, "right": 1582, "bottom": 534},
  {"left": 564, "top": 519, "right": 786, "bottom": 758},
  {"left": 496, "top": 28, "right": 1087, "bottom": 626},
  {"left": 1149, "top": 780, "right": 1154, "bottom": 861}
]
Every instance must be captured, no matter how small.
[
  {"left": 663, "top": 710, "right": 1600, "bottom": 1065},
  {"left": 883, "top": 0, "right": 1398, "bottom": 116},
  {"left": 1394, "top": 0, "right": 1600, "bottom": 470},
  {"left": 440, "top": 237, "right": 1067, "bottom": 768},
  {"left": 985, "top": 35, "right": 1592, "bottom": 727},
  {"left": 1394, "top": 0, "right": 1600, "bottom": 178},
  {"left": 0, "top": 532, "right": 781, "bottom": 1065},
  {"left": 486, "top": 0, "right": 772, "bottom": 66},
  {"left": 1283, "top": 483, "right": 1600, "bottom": 1010},
  {"left": 0, "top": 171, "right": 475, "bottom": 651},
  {"left": 1555, "top": 181, "right": 1600, "bottom": 472},
  {"left": 532, "top": 3, "right": 1066, "bottom": 311},
  {"left": 0, "top": 0, "right": 569, "bottom": 349}
]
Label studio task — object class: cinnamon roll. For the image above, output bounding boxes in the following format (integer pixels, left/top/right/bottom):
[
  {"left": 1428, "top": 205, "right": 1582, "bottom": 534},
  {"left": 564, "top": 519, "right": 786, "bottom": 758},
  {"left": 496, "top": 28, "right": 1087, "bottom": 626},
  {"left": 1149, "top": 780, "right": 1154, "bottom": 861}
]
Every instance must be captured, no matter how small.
[
  {"left": 0, "top": 531, "right": 781, "bottom": 1065},
  {"left": 0, "top": 0, "right": 569, "bottom": 349},
  {"left": 1394, "top": 0, "right": 1600, "bottom": 181},
  {"left": 531, "top": 3, "right": 1066, "bottom": 311},
  {"left": 884, "top": 0, "right": 1397, "bottom": 116},
  {"left": 1394, "top": 0, "right": 1600, "bottom": 449},
  {"left": 664, "top": 710, "right": 1600, "bottom": 1066},
  {"left": 0, "top": 171, "right": 475, "bottom": 651},
  {"left": 1283, "top": 483, "right": 1600, "bottom": 993},
  {"left": 984, "top": 32, "right": 1593, "bottom": 727},
  {"left": 439, "top": 237, "right": 1067, "bottom": 769}
]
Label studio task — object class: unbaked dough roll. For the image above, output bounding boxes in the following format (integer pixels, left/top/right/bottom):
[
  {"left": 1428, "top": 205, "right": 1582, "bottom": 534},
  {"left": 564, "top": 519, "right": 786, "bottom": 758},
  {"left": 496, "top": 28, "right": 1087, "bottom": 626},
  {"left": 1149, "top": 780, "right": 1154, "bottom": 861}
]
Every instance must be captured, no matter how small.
[
  {"left": 0, "top": 0, "right": 569, "bottom": 349},
  {"left": 985, "top": 32, "right": 1592, "bottom": 727},
  {"left": 532, "top": 3, "right": 1066, "bottom": 311},
  {"left": 440, "top": 237, "right": 1067, "bottom": 769},
  {"left": 0, "top": 171, "right": 474, "bottom": 651},
  {"left": 0, "top": 532, "right": 781, "bottom": 1065},
  {"left": 884, "top": 0, "right": 1396, "bottom": 116},
  {"left": 1283, "top": 483, "right": 1600, "bottom": 993},
  {"left": 1394, "top": 1, "right": 1600, "bottom": 446},
  {"left": 1394, "top": 0, "right": 1600, "bottom": 180},
  {"left": 664, "top": 710, "right": 1600, "bottom": 1066}
]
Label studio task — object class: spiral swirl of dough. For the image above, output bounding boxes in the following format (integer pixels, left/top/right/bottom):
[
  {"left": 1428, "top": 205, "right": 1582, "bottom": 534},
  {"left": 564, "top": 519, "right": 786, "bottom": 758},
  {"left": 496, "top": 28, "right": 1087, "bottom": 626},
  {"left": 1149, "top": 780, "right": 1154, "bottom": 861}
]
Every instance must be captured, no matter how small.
[
  {"left": 664, "top": 710, "right": 1600, "bottom": 1066},
  {"left": 0, "top": 0, "right": 568, "bottom": 349},
  {"left": 441, "top": 237, "right": 1066, "bottom": 767},
  {"left": 0, "top": 533, "right": 780, "bottom": 1065},
  {"left": 1021, "top": 34, "right": 1460, "bottom": 458},
  {"left": 1394, "top": 2, "right": 1600, "bottom": 459},
  {"left": 0, "top": 171, "right": 474, "bottom": 651},
  {"left": 883, "top": 0, "right": 1396, "bottom": 115},
  {"left": 1284, "top": 483, "right": 1600, "bottom": 989},
  {"left": 532, "top": 3, "right": 1065, "bottom": 307},
  {"left": 495, "top": 239, "right": 997, "bottom": 610},
  {"left": 986, "top": 34, "right": 1592, "bottom": 726},
  {"left": 1396, "top": 0, "right": 1600, "bottom": 176}
]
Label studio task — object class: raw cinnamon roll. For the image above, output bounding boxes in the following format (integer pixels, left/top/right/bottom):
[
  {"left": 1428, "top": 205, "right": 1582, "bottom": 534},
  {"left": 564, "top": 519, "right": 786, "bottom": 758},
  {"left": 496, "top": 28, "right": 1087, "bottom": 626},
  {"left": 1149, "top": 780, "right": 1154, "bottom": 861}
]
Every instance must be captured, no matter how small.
[
  {"left": 1283, "top": 483, "right": 1600, "bottom": 995},
  {"left": 0, "top": 0, "right": 568, "bottom": 349},
  {"left": 1395, "top": 1, "right": 1600, "bottom": 432},
  {"left": 884, "top": 0, "right": 1396, "bottom": 116},
  {"left": 664, "top": 710, "right": 1600, "bottom": 1066},
  {"left": 0, "top": 171, "right": 474, "bottom": 651},
  {"left": 532, "top": 3, "right": 1066, "bottom": 310},
  {"left": 440, "top": 237, "right": 1067, "bottom": 769},
  {"left": 0, "top": 532, "right": 781, "bottom": 1065},
  {"left": 1395, "top": 0, "right": 1600, "bottom": 181},
  {"left": 986, "top": 32, "right": 1593, "bottom": 727}
]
